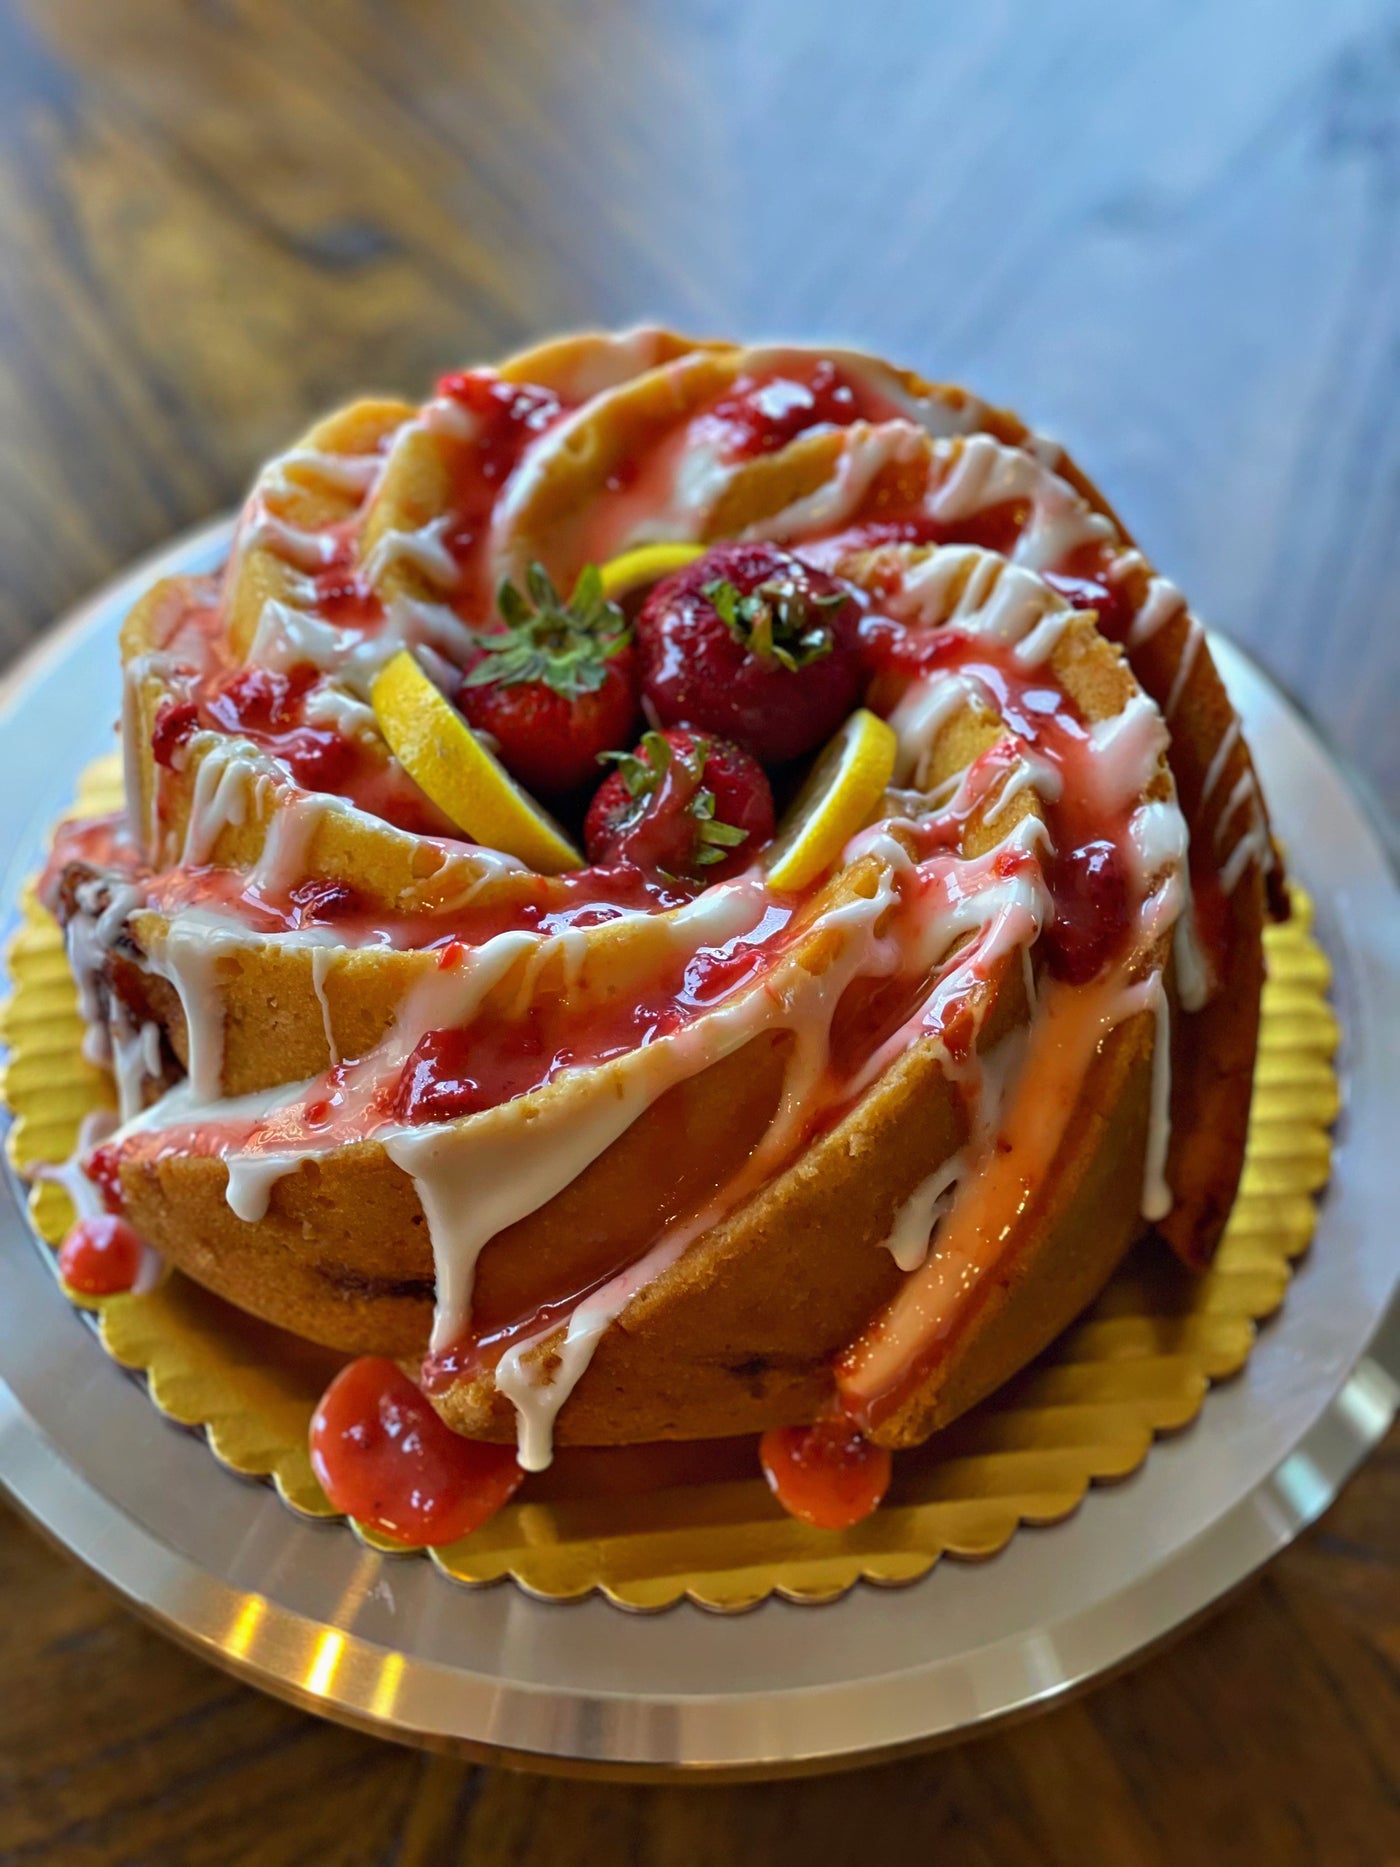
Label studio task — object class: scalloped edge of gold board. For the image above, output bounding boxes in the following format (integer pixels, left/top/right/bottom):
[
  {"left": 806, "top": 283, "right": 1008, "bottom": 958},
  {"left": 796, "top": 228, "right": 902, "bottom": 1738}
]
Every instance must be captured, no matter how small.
[{"left": 0, "top": 753, "right": 1337, "bottom": 1612}]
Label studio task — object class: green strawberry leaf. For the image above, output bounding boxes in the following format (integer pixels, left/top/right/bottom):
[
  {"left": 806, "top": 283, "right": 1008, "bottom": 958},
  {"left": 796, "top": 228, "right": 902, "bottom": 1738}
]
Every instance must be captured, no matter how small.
[{"left": 465, "top": 562, "right": 631, "bottom": 700}]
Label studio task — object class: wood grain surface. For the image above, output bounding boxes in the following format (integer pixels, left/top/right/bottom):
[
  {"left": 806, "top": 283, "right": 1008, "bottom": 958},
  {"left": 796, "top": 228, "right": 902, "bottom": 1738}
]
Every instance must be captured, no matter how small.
[{"left": 0, "top": 2, "right": 1396, "bottom": 1861}]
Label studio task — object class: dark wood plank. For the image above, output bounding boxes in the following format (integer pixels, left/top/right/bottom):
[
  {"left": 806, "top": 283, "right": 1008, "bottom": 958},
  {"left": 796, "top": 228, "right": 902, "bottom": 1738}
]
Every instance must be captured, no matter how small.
[{"left": 0, "top": 1, "right": 1396, "bottom": 1861}]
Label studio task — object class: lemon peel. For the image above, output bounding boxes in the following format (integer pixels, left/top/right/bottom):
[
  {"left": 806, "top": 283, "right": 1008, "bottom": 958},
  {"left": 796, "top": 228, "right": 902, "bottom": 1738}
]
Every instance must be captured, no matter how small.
[
  {"left": 370, "top": 649, "right": 582, "bottom": 874},
  {"left": 765, "top": 709, "right": 898, "bottom": 893}
]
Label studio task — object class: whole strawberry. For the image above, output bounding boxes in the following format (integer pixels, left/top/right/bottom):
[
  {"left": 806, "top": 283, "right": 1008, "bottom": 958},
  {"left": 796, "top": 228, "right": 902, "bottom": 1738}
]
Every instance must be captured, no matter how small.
[
  {"left": 636, "top": 542, "right": 862, "bottom": 764},
  {"left": 584, "top": 728, "right": 774, "bottom": 885},
  {"left": 460, "top": 562, "right": 638, "bottom": 794}
]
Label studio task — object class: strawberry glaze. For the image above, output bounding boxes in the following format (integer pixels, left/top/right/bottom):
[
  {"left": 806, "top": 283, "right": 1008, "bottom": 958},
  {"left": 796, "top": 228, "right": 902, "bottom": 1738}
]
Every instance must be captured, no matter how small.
[
  {"left": 57, "top": 1215, "right": 143, "bottom": 1295},
  {"left": 759, "top": 1419, "right": 892, "bottom": 1529},
  {"left": 310, "top": 1356, "right": 523, "bottom": 1546}
]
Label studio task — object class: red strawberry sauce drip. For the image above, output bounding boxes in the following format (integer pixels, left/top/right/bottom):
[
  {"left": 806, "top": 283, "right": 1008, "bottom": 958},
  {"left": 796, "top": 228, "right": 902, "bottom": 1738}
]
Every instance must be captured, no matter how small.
[
  {"left": 433, "top": 371, "right": 568, "bottom": 583},
  {"left": 309, "top": 1357, "right": 524, "bottom": 1546},
  {"left": 699, "top": 358, "right": 870, "bottom": 459},
  {"left": 759, "top": 1418, "right": 892, "bottom": 1529},
  {"left": 151, "top": 700, "right": 200, "bottom": 769},
  {"left": 1042, "top": 839, "right": 1130, "bottom": 985},
  {"left": 57, "top": 1216, "right": 143, "bottom": 1295},
  {"left": 435, "top": 372, "right": 563, "bottom": 486},
  {"left": 83, "top": 1147, "right": 126, "bottom": 1216},
  {"left": 1044, "top": 551, "right": 1135, "bottom": 642}
]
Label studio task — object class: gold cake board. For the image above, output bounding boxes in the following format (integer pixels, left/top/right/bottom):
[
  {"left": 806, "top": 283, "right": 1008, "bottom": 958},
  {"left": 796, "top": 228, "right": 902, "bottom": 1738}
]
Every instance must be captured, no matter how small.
[{"left": 0, "top": 753, "right": 1337, "bottom": 1612}]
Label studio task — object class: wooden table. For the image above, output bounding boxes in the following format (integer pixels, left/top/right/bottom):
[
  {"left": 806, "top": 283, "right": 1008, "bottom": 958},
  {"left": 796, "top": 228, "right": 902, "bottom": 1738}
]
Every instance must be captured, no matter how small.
[{"left": 0, "top": 3, "right": 1396, "bottom": 1860}]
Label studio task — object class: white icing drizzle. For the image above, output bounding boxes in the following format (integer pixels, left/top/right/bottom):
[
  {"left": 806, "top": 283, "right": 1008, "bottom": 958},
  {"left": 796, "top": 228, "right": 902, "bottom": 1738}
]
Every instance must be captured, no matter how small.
[
  {"left": 260, "top": 447, "right": 384, "bottom": 505},
  {"left": 1024, "top": 429, "right": 1063, "bottom": 468},
  {"left": 494, "top": 1202, "right": 716, "bottom": 1472},
  {"left": 310, "top": 947, "right": 338, "bottom": 1066},
  {"left": 882, "top": 1153, "right": 967, "bottom": 1272},
  {"left": 1127, "top": 573, "right": 1186, "bottom": 647},
  {"left": 141, "top": 880, "right": 765, "bottom": 1283},
  {"left": 840, "top": 963, "right": 1174, "bottom": 1417},
  {"left": 181, "top": 737, "right": 272, "bottom": 865},
  {"left": 1164, "top": 616, "right": 1203, "bottom": 719},
  {"left": 1127, "top": 799, "right": 1188, "bottom": 880},
  {"left": 249, "top": 592, "right": 476, "bottom": 700},
  {"left": 1085, "top": 693, "right": 1171, "bottom": 812},
  {"left": 927, "top": 435, "right": 1115, "bottom": 572},
  {"left": 746, "top": 420, "right": 930, "bottom": 544},
  {"left": 838, "top": 816, "right": 1054, "bottom": 1111},
  {"left": 111, "top": 1014, "right": 163, "bottom": 1123},
  {"left": 1128, "top": 798, "right": 1211, "bottom": 1013},
  {"left": 895, "top": 544, "right": 1072, "bottom": 665},
  {"left": 224, "top": 1153, "right": 301, "bottom": 1224},
  {"left": 146, "top": 911, "right": 241, "bottom": 1102},
  {"left": 1173, "top": 909, "right": 1214, "bottom": 1014},
  {"left": 1220, "top": 811, "right": 1273, "bottom": 895},
  {"left": 33, "top": 1109, "right": 117, "bottom": 1221},
  {"left": 1140, "top": 971, "right": 1174, "bottom": 1221},
  {"left": 302, "top": 684, "right": 381, "bottom": 744},
  {"left": 391, "top": 869, "right": 899, "bottom": 1364},
  {"left": 177, "top": 733, "right": 525, "bottom": 907},
  {"left": 982, "top": 751, "right": 1063, "bottom": 824},
  {"left": 64, "top": 877, "right": 147, "bottom": 1069},
  {"left": 112, "top": 1070, "right": 315, "bottom": 1143},
  {"left": 361, "top": 515, "right": 460, "bottom": 592},
  {"left": 243, "top": 513, "right": 340, "bottom": 572},
  {"left": 122, "top": 654, "right": 162, "bottom": 846},
  {"left": 1214, "top": 771, "right": 1257, "bottom": 851},
  {"left": 542, "top": 325, "right": 682, "bottom": 403},
  {"left": 888, "top": 669, "right": 995, "bottom": 788},
  {"left": 31, "top": 1111, "right": 165, "bottom": 1295},
  {"left": 735, "top": 345, "right": 986, "bottom": 444},
  {"left": 1200, "top": 716, "right": 1241, "bottom": 807}
]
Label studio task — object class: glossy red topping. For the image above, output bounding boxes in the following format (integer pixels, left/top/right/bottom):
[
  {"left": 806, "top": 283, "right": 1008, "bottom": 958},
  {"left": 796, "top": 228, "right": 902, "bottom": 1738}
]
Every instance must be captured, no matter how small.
[
  {"left": 584, "top": 727, "right": 774, "bottom": 884},
  {"left": 435, "top": 371, "right": 563, "bottom": 486},
  {"left": 285, "top": 877, "right": 373, "bottom": 926},
  {"left": 1044, "top": 566, "right": 1134, "bottom": 644},
  {"left": 151, "top": 700, "right": 200, "bottom": 769},
  {"left": 459, "top": 564, "right": 639, "bottom": 794},
  {"left": 206, "top": 664, "right": 317, "bottom": 736},
  {"left": 83, "top": 1146, "right": 125, "bottom": 1216},
  {"left": 701, "top": 358, "right": 863, "bottom": 459},
  {"left": 387, "top": 903, "right": 789, "bottom": 1126},
  {"left": 57, "top": 1216, "right": 143, "bottom": 1295},
  {"left": 1043, "top": 839, "right": 1130, "bottom": 985},
  {"left": 759, "top": 1418, "right": 892, "bottom": 1529},
  {"left": 637, "top": 542, "right": 863, "bottom": 763},
  {"left": 309, "top": 1356, "right": 524, "bottom": 1547},
  {"left": 276, "top": 726, "right": 359, "bottom": 795},
  {"left": 391, "top": 1026, "right": 513, "bottom": 1124}
]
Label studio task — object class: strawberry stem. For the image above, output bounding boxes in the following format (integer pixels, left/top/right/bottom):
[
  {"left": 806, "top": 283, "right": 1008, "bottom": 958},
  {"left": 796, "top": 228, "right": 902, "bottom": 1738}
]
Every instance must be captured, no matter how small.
[
  {"left": 469, "top": 562, "right": 630, "bottom": 699},
  {"left": 703, "top": 575, "right": 843, "bottom": 672}
]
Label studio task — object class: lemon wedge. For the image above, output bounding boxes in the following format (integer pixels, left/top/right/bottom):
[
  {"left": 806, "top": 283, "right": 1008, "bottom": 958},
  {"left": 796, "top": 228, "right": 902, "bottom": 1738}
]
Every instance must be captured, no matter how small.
[
  {"left": 765, "top": 709, "right": 898, "bottom": 893},
  {"left": 370, "top": 649, "right": 583, "bottom": 874},
  {"left": 597, "top": 542, "right": 706, "bottom": 602}
]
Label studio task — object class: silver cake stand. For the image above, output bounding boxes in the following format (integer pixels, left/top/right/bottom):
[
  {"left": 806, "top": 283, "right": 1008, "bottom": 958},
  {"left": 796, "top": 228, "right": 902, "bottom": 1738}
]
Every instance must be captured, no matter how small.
[{"left": 0, "top": 520, "right": 1395, "bottom": 1779}]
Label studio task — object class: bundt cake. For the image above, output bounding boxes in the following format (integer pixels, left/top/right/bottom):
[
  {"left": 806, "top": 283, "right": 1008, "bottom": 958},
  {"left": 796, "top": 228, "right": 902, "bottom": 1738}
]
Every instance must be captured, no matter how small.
[{"left": 37, "top": 330, "right": 1278, "bottom": 1539}]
